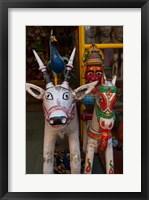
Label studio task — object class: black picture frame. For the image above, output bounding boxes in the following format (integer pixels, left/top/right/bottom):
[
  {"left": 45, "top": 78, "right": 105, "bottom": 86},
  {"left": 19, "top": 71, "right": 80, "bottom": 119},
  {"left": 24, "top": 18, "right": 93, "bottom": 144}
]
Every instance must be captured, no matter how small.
[{"left": 0, "top": 0, "right": 148, "bottom": 199}]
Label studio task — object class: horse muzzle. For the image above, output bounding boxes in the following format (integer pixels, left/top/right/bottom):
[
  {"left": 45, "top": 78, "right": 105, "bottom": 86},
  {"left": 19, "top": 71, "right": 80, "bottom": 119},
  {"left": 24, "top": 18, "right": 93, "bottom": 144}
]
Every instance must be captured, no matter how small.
[
  {"left": 49, "top": 116, "right": 68, "bottom": 126},
  {"left": 45, "top": 107, "right": 68, "bottom": 128}
]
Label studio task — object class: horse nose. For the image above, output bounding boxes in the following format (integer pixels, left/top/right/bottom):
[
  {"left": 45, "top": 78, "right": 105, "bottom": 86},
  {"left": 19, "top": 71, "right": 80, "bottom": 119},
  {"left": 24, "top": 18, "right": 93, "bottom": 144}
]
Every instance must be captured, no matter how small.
[{"left": 49, "top": 116, "right": 68, "bottom": 125}]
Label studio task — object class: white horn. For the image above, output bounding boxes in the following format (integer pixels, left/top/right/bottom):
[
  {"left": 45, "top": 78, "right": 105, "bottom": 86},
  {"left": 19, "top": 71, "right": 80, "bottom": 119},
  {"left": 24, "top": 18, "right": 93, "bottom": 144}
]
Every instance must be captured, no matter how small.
[
  {"left": 101, "top": 73, "right": 108, "bottom": 85},
  {"left": 112, "top": 75, "right": 117, "bottom": 85},
  {"left": 33, "top": 49, "right": 53, "bottom": 86},
  {"left": 61, "top": 47, "right": 76, "bottom": 89},
  {"left": 66, "top": 47, "right": 76, "bottom": 68},
  {"left": 33, "top": 49, "right": 46, "bottom": 71}
]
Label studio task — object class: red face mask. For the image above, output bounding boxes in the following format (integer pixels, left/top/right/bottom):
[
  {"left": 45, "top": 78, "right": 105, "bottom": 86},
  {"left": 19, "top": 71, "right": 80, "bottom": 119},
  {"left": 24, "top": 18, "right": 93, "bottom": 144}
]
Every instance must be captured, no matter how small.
[{"left": 85, "top": 66, "right": 103, "bottom": 84}]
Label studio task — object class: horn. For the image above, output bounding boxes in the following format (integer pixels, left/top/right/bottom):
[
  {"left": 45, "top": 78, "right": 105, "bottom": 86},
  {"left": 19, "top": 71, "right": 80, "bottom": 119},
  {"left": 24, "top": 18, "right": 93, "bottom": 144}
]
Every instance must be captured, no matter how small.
[
  {"left": 112, "top": 75, "right": 117, "bottom": 85},
  {"left": 66, "top": 47, "right": 76, "bottom": 68},
  {"left": 101, "top": 72, "right": 107, "bottom": 85},
  {"left": 33, "top": 49, "right": 53, "bottom": 88},
  {"left": 61, "top": 47, "right": 76, "bottom": 88}
]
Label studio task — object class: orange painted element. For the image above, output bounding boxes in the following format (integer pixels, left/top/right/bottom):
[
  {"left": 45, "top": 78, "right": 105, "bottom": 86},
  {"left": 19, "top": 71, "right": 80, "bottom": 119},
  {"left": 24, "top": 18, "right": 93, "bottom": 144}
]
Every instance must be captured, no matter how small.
[{"left": 99, "top": 132, "right": 109, "bottom": 151}]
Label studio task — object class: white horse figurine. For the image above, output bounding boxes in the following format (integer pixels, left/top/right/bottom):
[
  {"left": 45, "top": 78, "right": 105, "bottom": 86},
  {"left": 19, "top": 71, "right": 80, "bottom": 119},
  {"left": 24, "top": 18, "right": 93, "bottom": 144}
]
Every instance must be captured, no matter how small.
[
  {"left": 26, "top": 48, "right": 98, "bottom": 174},
  {"left": 84, "top": 74, "right": 117, "bottom": 174}
]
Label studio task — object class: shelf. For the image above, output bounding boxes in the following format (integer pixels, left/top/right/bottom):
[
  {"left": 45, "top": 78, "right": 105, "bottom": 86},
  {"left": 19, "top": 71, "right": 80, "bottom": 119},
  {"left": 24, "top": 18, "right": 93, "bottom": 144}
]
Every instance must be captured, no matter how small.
[{"left": 84, "top": 43, "right": 123, "bottom": 49}]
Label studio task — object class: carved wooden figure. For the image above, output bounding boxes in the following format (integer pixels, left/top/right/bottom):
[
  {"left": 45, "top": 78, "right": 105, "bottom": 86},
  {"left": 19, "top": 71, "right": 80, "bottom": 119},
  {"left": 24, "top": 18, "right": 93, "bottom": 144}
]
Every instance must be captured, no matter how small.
[
  {"left": 84, "top": 74, "right": 117, "bottom": 174},
  {"left": 99, "top": 26, "right": 112, "bottom": 43},
  {"left": 112, "top": 53, "right": 119, "bottom": 77},
  {"left": 49, "top": 30, "right": 65, "bottom": 85},
  {"left": 120, "top": 52, "right": 123, "bottom": 79},
  {"left": 26, "top": 48, "right": 98, "bottom": 174}
]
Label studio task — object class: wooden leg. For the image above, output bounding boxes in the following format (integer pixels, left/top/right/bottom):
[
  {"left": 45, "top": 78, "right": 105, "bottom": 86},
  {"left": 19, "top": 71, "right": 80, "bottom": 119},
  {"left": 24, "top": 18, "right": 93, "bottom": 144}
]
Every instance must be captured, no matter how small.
[
  {"left": 43, "top": 120, "right": 57, "bottom": 174},
  {"left": 105, "top": 138, "right": 114, "bottom": 174},
  {"left": 84, "top": 109, "right": 99, "bottom": 174},
  {"left": 84, "top": 137, "right": 97, "bottom": 174},
  {"left": 68, "top": 132, "right": 81, "bottom": 174},
  {"left": 83, "top": 121, "right": 89, "bottom": 153}
]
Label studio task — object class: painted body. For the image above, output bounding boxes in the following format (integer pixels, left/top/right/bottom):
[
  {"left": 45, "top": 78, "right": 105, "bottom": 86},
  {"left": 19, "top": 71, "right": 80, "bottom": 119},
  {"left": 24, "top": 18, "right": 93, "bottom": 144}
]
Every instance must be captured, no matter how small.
[
  {"left": 84, "top": 75, "right": 117, "bottom": 174},
  {"left": 50, "top": 35, "right": 65, "bottom": 74},
  {"left": 26, "top": 48, "right": 98, "bottom": 174}
]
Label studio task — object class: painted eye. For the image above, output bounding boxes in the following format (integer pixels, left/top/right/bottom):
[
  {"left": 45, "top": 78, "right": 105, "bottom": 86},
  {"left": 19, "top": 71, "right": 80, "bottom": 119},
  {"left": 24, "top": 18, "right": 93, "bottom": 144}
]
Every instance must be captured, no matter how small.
[
  {"left": 87, "top": 71, "right": 93, "bottom": 76},
  {"left": 99, "top": 96, "right": 103, "bottom": 102},
  {"left": 96, "top": 71, "right": 102, "bottom": 76},
  {"left": 63, "top": 92, "right": 70, "bottom": 100},
  {"left": 46, "top": 92, "right": 53, "bottom": 100}
]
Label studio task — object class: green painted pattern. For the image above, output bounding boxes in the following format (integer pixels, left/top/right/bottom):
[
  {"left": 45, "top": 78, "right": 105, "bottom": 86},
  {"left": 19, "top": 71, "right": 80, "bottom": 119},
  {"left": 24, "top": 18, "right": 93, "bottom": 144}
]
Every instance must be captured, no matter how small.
[
  {"left": 99, "top": 85, "right": 117, "bottom": 93},
  {"left": 109, "top": 160, "right": 114, "bottom": 169},
  {"left": 95, "top": 103, "right": 116, "bottom": 120}
]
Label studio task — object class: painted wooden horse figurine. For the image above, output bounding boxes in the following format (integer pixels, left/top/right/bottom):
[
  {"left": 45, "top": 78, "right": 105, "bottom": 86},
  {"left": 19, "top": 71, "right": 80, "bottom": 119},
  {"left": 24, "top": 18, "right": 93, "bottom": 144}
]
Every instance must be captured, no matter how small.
[
  {"left": 84, "top": 74, "right": 117, "bottom": 174},
  {"left": 26, "top": 48, "right": 98, "bottom": 174}
]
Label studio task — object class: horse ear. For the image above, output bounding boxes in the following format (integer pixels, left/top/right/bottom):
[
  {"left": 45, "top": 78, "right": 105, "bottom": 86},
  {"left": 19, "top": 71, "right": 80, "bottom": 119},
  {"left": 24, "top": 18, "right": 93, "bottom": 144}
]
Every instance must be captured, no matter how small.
[
  {"left": 101, "top": 73, "right": 107, "bottom": 85},
  {"left": 112, "top": 75, "right": 117, "bottom": 85},
  {"left": 73, "top": 81, "right": 98, "bottom": 100},
  {"left": 26, "top": 83, "right": 45, "bottom": 100}
]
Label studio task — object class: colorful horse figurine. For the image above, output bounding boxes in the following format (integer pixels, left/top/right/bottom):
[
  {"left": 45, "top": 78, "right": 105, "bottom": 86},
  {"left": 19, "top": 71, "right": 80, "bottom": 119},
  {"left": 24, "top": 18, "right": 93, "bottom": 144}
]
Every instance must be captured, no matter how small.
[{"left": 84, "top": 74, "right": 117, "bottom": 174}]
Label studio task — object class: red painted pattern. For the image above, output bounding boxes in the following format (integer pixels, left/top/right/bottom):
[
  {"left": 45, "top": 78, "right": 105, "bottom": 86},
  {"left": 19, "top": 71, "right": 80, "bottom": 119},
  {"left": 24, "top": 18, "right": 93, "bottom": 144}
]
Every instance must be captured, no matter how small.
[
  {"left": 109, "top": 167, "right": 114, "bottom": 174},
  {"left": 88, "top": 130, "right": 101, "bottom": 140},
  {"left": 85, "top": 158, "right": 91, "bottom": 173},
  {"left": 109, "top": 94, "right": 116, "bottom": 111},
  {"left": 99, "top": 92, "right": 107, "bottom": 111},
  {"left": 99, "top": 132, "right": 110, "bottom": 151},
  {"left": 43, "top": 103, "right": 75, "bottom": 122}
]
